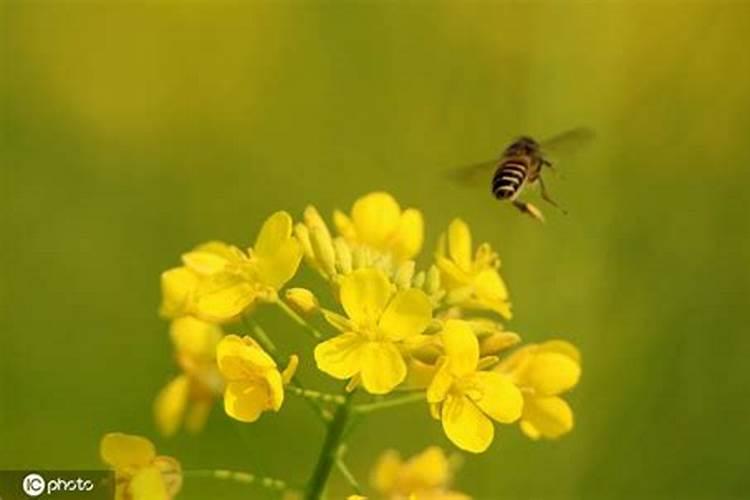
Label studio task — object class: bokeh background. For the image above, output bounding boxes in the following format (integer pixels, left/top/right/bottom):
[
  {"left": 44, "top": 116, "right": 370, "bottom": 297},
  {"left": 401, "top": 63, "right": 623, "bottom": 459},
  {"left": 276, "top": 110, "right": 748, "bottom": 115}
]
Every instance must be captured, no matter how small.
[{"left": 2, "top": 1, "right": 749, "bottom": 499}]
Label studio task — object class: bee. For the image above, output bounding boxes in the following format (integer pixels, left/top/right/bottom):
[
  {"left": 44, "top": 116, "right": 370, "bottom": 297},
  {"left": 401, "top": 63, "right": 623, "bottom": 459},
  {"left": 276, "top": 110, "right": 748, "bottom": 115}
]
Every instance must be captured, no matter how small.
[{"left": 448, "top": 127, "right": 595, "bottom": 222}]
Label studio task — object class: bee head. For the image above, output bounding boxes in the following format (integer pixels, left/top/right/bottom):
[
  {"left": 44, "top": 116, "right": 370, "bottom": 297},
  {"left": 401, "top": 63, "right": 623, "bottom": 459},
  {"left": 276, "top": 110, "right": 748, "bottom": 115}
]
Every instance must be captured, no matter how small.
[{"left": 505, "top": 136, "right": 540, "bottom": 156}]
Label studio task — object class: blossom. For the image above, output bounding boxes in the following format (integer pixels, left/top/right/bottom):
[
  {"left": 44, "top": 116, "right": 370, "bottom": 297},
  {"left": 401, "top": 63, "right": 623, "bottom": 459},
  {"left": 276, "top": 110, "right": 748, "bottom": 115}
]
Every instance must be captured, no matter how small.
[
  {"left": 100, "top": 433, "right": 182, "bottom": 500},
  {"left": 498, "top": 340, "right": 581, "bottom": 440},
  {"left": 435, "top": 219, "right": 511, "bottom": 319},
  {"left": 159, "top": 211, "right": 302, "bottom": 322},
  {"left": 284, "top": 287, "right": 319, "bottom": 315},
  {"left": 216, "top": 334, "right": 297, "bottom": 422},
  {"left": 314, "top": 268, "right": 432, "bottom": 394},
  {"left": 154, "top": 316, "right": 224, "bottom": 437},
  {"left": 427, "top": 320, "right": 523, "bottom": 453},
  {"left": 334, "top": 192, "right": 424, "bottom": 262},
  {"left": 371, "top": 447, "right": 470, "bottom": 500}
]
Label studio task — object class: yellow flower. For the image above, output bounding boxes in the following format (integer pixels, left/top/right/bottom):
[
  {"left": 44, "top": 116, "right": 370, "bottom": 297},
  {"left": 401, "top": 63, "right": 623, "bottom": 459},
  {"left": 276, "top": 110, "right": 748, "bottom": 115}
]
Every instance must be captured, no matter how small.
[
  {"left": 314, "top": 268, "right": 432, "bottom": 394},
  {"left": 334, "top": 192, "right": 424, "bottom": 262},
  {"left": 435, "top": 219, "right": 511, "bottom": 319},
  {"left": 159, "top": 211, "right": 302, "bottom": 322},
  {"left": 100, "top": 433, "right": 182, "bottom": 500},
  {"left": 216, "top": 334, "right": 297, "bottom": 422},
  {"left": 371, "top": 447, "right": 470, "bottom": 500},
  {"left": 498, "top": 340, "right": 581, "bottom": 440},
  {"left": 427, "top": 320, "right": 523, "bottom": 453},
  {"left": 154, "top": 316, "right": 225, "bottom": 437}
]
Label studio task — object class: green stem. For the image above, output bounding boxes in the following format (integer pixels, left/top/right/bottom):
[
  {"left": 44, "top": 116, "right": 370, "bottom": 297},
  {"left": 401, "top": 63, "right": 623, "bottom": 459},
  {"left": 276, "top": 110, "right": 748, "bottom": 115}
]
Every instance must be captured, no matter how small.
[
  {"left": 275, "top": 297, "right": 323, "bottom": 339},
  {"left": 335, "top": 458, "right": 362, "bottom": 495},
  {"left": 305, "top": 391, "right": 355, "bottom": 500},
  {"left": 287, "top": 385, "right": 346, "bottom": 405},
  {"left": 184, "top": 469, "right": 288, "bottom": 492},
  {"left": 353, "top": 392, "right": 426, "bottom": 414}
]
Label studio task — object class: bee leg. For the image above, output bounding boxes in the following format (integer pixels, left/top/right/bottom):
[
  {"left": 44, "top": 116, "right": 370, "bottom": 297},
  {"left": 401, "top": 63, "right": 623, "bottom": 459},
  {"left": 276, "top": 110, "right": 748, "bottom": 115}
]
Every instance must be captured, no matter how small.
[
  {"left": 513, "top": 200, "right": 546, "bottom": 223},
  {"left": 538, "top": 175, "right": 568, "bottom": 214}
]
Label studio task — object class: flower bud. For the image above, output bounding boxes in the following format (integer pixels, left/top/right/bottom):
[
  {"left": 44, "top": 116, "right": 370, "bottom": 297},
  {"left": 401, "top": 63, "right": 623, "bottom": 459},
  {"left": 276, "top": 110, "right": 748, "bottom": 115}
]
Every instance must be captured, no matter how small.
[{"left": 285, "top": 288, "right": 319, "bottom": 315}]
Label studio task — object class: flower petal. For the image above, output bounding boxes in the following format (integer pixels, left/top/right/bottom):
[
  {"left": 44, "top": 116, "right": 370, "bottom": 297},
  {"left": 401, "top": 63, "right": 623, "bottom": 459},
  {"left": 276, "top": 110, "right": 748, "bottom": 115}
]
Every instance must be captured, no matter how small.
[
  {"left": 525, "top": 351, "right": 581, "bottom": 396},
  {"left": 371, "top": 449, "right": 402, "bottom": 493},
  {"left": 255, "top": 238, "right": 302, "bottom": 290},
  {"left": 100, "top": 433, "right": 156, "bottom": 471},
  {"left": 224, "top": 380, "right": 269, "bottom": 423},
  {"left": 401, "top": 446, "right": 451, "bottom": 490},
  {"left": 472, "top": 371, "right": 523, "bottom": 424},
  {"left": 379, "top": 289, "right": 432, "bottom": 341},
  {"left": 339, "top": 268, "right": 392, "bottom": 326},
  {"left": 128, "top": 467, "right": 167, "bottom": 500},
  {"left": 441, "top": 320, "right": 479, "bottom": 377},
  {"left": 392, "top": 208, "right": 424, "bottom": 260},
  {"left": 159, "top": 267, "right": 198, "bottom": 318},
  {"left": 521, "top": 396, "right": 574, "bottom": 439},
  {"left": 351, "top": 192, "right": 401, "bottom": 246},
  {"left": 473, "top": 269, "right": 511, "bottom": 318},
  {"left": 360, "top": 341, "right": 407, "bottom": 394},
  {"left": 217, "top": 335, "right": 276, "bottom": 381},
  {"left": 169, "top": 316, "right": 223, "bottom": 362},
  {"left": 154, "top": 375, "right": 190, "bottom": 437},
  {"left": 184, "top": 398, "right": 213, "bottom": 434},
  {"left": 426, "top": 359, "right": 453, "bottom": 403},
  {"left": 441, "top": 394, "right": 494, "bottom": 453},
  {"left": 447, "top": 219, "right": 472, "bottom": 273},
  {"left": 253, "top": 211, "right": 294, "bottom": 259},
  {"left": 314, "top": 332, "right": 366, "bottom": 379},
  {"left": 193, "top": 275, "right": 257, "bottom": 322}
]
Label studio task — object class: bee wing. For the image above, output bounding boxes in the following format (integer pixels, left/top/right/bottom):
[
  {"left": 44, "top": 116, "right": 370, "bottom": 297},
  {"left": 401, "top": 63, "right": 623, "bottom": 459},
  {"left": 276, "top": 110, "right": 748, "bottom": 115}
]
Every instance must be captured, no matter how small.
[
  {"left": 444, "top": 159, "right": 498, "bottom": 187},
  {"left": 539, "top": 127, "right": 596, "bottom": 158}
]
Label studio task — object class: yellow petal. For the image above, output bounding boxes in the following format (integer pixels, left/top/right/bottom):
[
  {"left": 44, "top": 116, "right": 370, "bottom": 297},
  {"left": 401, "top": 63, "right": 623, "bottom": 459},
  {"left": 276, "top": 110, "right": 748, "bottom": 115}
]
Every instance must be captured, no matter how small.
[
  {"left": 447, "top": 219, "right": 472, "bottom": 273},
  {"left": 282, "top": 354, "right": 299, "bottom": 384},
  {"left": 224, "top": 380, "right": 270, "bottom": 423},
  {"left": 426, "top": 360, "right": 453, "bottom": 403},
  {"left": 154, "top": 375, "right": 189, "bottom": 437},
  {"left": 339, "top": 268, "right": 392, "bottom": 326},
  {"left": 100, "top": 433, "right": 156, "bottom": 471},
  {"left": 521, "top": 396, "right": 574, "bottom": 439},
  {"left": 333, "top": 209, "right": 357, "bottom": 241},
  {"left": 392, "top": 208, "right": 424, "bottom": 260},
  {"left": 472, "top": 371, "right": 523, "bottom": 424},
  {"left": 351, "top": 192, "right": 402, "bottom": 246},
  {"left": 217, "top": 335, "right": 276, "bottom": 381},
  {"left": 314, "top": 332, "right": 366, "bottom": 379},
  {"left": 182, "top": 245, "right": 231, "bottom": 275},
  {"left": 153, "top": 456, "right": 182, "bottom": 498},
  {"left": 192, "top": 275, "right": 256, "bottom": 322},
  {"left": 322, "top": 309, "right": 355, "bottom": 332},
  {"left": 441, "top": 320, "right": 479, "bottom": 377},
  {"left": 401, "top": 446, "right": 450, "bottom": 489},
  {"left": 184, "top": 398, "right": 213, "bottom": 434},
  {"left": 360, "top": 341, "right": 407, "bottom": 394},
  {"left": 256, "top": 238, "right": 302, "bottom": 290},
  {"left": 473, "top": 269, "right": 511, "bottom": 318},
  {"left": 371, "top": 449, "right": 402, "bottom": 494},
  {"left": 128, "top": 467, "right": 167, "bottom": 500},
  {"left": 169, "top": 316, "right": 223, "bottom": 362},
  {"left": 265, "top": 369, "right": 285, "bottom": 411},
  {"left": 253, "top": 211, "right": 294, "bottom": 259},
  {"left": 441, "top": 394, "right": 494, "bottom": 453},
  {"left": 284, "top": 288, "right": 319, "bottom": 315},
  {"left": 378, "top": 289, "right": 432, "bottom": 341},
  {"left": 539, "top": 340, "right": 581, "bottom": 364},
  {"left": 524, "top": 351, "right": 581, "bottom": 396},
  {"left": 159, "top": 267, "right": 198, "bottom": 318}
]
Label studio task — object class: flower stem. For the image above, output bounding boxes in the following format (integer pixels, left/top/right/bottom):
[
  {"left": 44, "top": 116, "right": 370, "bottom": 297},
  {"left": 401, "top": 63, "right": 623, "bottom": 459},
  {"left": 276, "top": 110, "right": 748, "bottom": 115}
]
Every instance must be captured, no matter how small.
[
  {"left": 287, "top": 385, "right": 346, "bottom": 405},
  {"left": 336, "top": 458, "right": 362, "bottom": 495},
  {"left": 275, "top": 297, "right": 323, "bottom": 339},
  {"left": 305, "top": 391, "right": 355, "bottom": 500},
  {"left": 353, "top": 392, "right": 426, "bottom": 414},
  {"left": 184, "top": 469, "right": 288, "bottom": 492}
]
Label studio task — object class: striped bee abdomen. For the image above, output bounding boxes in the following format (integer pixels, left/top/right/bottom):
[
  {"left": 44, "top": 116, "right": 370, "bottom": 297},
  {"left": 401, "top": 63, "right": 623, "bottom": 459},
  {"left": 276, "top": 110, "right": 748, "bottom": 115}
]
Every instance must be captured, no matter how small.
[{"left": 492, "top": 159, "right": 528, "bottom": 200}]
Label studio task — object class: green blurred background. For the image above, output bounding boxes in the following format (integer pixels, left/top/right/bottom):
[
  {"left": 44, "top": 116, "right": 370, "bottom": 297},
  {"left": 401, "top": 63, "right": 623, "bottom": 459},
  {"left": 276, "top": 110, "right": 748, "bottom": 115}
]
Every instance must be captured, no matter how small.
[{"left": 2, "top": 1, "right": 749, "bottom": 499}]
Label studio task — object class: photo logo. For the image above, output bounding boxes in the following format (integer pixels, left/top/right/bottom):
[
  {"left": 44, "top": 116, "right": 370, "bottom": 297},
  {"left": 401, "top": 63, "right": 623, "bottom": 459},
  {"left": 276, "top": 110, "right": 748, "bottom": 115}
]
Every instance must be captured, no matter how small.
[{"left": 21, "top": 473, "right": 45, "bottom": 497}]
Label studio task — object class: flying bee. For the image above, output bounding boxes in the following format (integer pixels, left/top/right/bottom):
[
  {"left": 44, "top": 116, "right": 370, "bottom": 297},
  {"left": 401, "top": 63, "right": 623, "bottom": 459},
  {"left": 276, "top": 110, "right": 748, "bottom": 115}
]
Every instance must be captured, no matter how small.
[{"left": 448, "top": 127, "right": 595, "bottom": 222}]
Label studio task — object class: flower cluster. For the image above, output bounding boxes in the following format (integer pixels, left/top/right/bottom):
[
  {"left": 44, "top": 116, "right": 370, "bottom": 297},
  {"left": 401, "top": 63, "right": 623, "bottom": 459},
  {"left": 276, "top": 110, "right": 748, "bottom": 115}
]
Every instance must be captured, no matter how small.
[{"left": 109, "top": 190, "right": 581, "bottom": 499}]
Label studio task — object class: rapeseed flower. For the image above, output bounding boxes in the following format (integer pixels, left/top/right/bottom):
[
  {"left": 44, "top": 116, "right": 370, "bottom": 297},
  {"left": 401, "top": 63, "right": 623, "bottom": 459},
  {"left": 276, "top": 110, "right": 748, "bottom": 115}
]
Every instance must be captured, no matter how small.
[
  {"left": 216, "top": 334, "right": 297, "bottom": 422},
  {"left": 498, "top": 340, "right": 581, "bottom": 439},
  {"left": 100, "top": 433, "right": 182, "bottom": 500},
  {"left": 371, "top": 446, "right": 470, "bottom": 500},
  {"left": 154, "top": 316, "right": 224, "bottom": 436},
  {"left": 159, "top": 211, "right": 302, "bottom": 323},
  {"left": 314, "top": 268, "right": 432, "bottom": 394},
  {"left": 436, "top": 219, "right": 511, "bottom": 319},
  {"left": 427, "top": 320, "right": 523, "bottom": 453}
]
